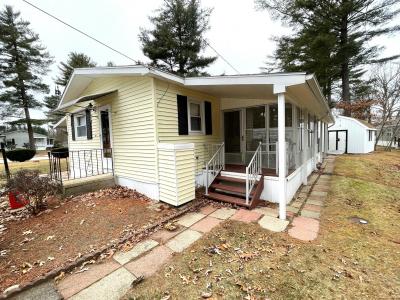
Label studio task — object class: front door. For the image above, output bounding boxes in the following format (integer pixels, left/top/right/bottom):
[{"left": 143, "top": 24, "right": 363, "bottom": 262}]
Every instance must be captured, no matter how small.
[
  {"left": 100, "top": 107, "right": 112, "bottom": 161},
  {"left": 224, "top": 110, "right": 243, "bottom": 164}
]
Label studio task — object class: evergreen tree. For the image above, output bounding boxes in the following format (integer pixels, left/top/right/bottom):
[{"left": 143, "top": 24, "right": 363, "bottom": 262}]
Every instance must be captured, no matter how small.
[
  {"left": 0, "top": 5, "right": 53, "bottom": 149},
  {"left": 56, "top": 52, "right": 96, "bottom": 86},
  {"left": 257, "top": 0, "right": 400, "bottom": 114},
  {"left": 44, "top": 86, "right": 62, "bottom": 124},
  {"left": 139, "top": 0, "right": 216, "bottom": 76}
]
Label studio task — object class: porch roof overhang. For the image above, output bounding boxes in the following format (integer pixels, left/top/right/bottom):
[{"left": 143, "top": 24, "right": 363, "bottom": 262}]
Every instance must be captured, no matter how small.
[
  {"left": 57, "top": 65, "right": 333, "bottom": 123},
  {"left": 56, "top": 90, "right": 118, "bottom": 111}
]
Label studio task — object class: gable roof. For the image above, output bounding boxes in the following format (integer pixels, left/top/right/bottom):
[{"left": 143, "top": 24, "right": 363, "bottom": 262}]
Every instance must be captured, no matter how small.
[
  {"left": 57, "top": 65, "right": 334, "bottom": 123},
  {"left": 336, "top": 115, "right": 376, "bottom": 130}
]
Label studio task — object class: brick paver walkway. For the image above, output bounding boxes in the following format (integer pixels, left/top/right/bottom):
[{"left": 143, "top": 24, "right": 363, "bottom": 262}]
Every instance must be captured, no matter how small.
[{"left": 13, "top": 157, "right": 335, "bottom": 299}]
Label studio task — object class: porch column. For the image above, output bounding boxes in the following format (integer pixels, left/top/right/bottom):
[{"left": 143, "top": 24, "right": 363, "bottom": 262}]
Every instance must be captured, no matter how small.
[
  {"left": 302, "top": 112, "right": 308, "bottom": 185},
  {"left": 274, "top": 85, "right": 287, "bottom": 220}
]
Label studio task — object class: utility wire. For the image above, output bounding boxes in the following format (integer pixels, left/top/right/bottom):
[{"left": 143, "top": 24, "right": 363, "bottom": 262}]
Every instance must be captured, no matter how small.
[
  {"left": 203, "top": 40, "right": 240, "bottom": 74},
  {"left": 21, "top": 0, "right": 139, "bottom": 64},
  {"left": 22, "top": 0, "right": 240, "bottom": 75}
]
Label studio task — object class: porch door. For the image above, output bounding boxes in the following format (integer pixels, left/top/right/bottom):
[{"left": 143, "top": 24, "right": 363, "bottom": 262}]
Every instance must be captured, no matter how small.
[{"left": 224, "top": 110, "right": 243, "bottom": 164}]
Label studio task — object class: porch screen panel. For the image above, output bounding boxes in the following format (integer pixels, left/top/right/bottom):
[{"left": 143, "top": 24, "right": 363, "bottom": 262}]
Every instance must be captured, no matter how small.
[
  {"left": 245, "top": 106, "right": 266, "bottom": 164},
  {"left": 268, "top": 104, "right": 296, "bottom": 171}
]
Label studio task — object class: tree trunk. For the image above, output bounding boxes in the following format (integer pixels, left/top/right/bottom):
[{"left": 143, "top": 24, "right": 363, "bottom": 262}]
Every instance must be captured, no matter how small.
[
  {"left": 24, "top": 106, "right": 35, "bottom": 150},
  {"left": 340, "top": 13, "right": 351, "bottom": 116}
]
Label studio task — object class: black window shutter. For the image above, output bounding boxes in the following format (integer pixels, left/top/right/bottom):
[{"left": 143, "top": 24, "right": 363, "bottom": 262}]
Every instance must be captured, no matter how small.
[
  {"left": 177, "top": 95, "right": 188, "bottom": 135},
  {"left": 204, "top": 101, "right": 212, "bottom": 135},
  {"left": 70, "top": 114, "right": 75, "bottom": 141},
  {"left": 85, "top": 109, "right": 93, "bottom": 140}
]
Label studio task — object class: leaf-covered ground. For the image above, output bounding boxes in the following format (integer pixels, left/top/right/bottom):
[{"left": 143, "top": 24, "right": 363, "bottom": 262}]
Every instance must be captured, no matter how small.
[{"left": 124, "top": 150, "right": 400, "bottom": 299}]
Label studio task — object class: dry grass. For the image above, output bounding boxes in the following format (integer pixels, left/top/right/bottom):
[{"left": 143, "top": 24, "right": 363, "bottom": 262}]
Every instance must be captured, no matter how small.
[
  {"left": 0, "top": 159, "right": 67, "bottom": 184},
  {"left": 124, "top": 151, "right": 400, "bottom": 300}
]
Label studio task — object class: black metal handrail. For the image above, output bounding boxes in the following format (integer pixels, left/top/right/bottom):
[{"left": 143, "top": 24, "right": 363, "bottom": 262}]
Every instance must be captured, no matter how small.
[{"left": 48, "top": 148, "right": 114, "bottom": 183}]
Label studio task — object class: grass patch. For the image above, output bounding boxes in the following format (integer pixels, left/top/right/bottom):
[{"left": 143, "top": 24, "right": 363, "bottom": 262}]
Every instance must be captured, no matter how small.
[
  {"left": 124, "top": 151, "right": 400, "bottom": 299},
  {"left": 334, "top": 149, "right": 400, "bottom": 187},
  {"left": 0, "top": 159, "right": 67, "bottom": 185}
]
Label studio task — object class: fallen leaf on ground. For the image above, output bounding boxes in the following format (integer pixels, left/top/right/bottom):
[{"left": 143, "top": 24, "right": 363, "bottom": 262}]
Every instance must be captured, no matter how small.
[
  {"left": 46, "top": 235, "right": 55, "bottom": 241},
  {"left": 22, "top": 230, "right": 32, "bottom": 235}
]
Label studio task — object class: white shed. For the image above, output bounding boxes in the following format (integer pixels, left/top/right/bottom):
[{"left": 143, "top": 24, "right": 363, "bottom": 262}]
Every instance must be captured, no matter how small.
[{"left": 328, "top": 116, "right": 376, "bottom": 154}]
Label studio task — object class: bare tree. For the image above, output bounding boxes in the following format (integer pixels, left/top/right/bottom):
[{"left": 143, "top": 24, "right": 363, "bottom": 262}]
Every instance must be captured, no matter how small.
[{"left": 371, "top": 62, "right": 400, "bottom": 149}]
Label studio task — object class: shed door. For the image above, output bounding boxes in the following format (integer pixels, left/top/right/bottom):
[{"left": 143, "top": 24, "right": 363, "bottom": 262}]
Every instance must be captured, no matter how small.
[{"left": 337, "top": 131, "right": 346, "bottom": 152}]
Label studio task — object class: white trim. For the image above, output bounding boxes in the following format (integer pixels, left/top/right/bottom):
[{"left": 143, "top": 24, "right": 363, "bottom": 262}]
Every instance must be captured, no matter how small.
[
  {"left": 187, "top": 99, "right": 205, "bottom": 135},
  {"left": 58, "top": 65, "right": 333, "bottom": 124},
  {"left": 157, "top": 143, "right": 195, "bottom": 150},
  {"left": 74, "top": 113, "right": 87, "bottom": 139}
]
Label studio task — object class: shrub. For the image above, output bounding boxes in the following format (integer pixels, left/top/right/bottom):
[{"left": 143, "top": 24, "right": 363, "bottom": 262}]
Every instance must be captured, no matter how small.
[
  {"left": 4, "top": 169, "right": 61, "bottom": 214},
  {"left": 6, "top": 149, "right": 36, "bottom": 162},
  {"left": 50, "top": 147, "right": 69, "bottom": 158}
]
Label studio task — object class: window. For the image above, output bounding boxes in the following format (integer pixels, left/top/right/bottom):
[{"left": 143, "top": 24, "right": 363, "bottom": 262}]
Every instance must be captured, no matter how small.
[
  {"left": 188, "top": 101, "right": 203, "bottom": 133},
  {"left": 269, "top": 103, "right": 293, "bottom": 128},
  {"left": 368, "top": 130, "right": 374, "bottom": 141},
  {"left": 75, "top": 114, "right": 87, "bottom": 138}
]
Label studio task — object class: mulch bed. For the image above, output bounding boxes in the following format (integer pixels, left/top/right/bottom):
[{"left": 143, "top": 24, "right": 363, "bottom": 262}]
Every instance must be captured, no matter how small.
[{"left": 0, "top": 186, "right": 182, "bottom": 293}]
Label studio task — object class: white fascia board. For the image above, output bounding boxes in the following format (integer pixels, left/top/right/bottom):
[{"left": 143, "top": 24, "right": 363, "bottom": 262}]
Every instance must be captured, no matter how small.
[
  {"left": 305, "top": 75, "right": 334, "bottom": 123},
  {"left": 184, "top": 72, "right": 307, "bottom": 87}
]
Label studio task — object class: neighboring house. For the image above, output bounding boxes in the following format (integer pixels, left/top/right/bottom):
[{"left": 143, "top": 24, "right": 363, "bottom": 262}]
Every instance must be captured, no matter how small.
[
  {"left": 328, "top": 116, "right": 376, "bottom": 154},
  {"left": 55, "top": 65, "right": 333, "bottom": 220},
  {"left": 2, "top": 130, "right": 54, "bottom": 150},
  {"left": 376, "top": 121, "right": 400, "bottom": 149}
]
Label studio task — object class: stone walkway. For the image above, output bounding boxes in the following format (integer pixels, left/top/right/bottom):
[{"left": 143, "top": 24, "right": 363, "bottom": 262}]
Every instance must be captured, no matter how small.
[
  {"left": 287, "top": 156, "right": 336, "bottom": 241},
  {"left": 11, "top": 157, "right": 335, "bottom": 300},
  {"left": 51, "top": 205, "right": 290, "bottom": 299}
]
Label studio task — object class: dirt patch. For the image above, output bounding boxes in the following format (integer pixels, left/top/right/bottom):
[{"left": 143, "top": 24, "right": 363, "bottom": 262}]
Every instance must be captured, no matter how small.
[{"left": 0, "top": 186, "right": 178, "bottom": 293}]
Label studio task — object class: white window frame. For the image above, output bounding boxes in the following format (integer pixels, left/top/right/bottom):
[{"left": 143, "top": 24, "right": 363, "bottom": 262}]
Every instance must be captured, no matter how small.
[
  {"left": 74, "top": 113, "right": 87, "bottom": 139},
  {"left": 187, "top": 99, "right": 205, "bottom": 135}
]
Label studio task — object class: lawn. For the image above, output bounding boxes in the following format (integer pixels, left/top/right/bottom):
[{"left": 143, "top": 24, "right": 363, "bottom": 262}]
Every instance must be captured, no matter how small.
[
  {"left": 0, "top": 186, "right": 180, "bottom": 293},
  {"left": 0, "top": 159, "right": 67, "bottom": 184},
  {"left": 124, "top": 150, "right": 400, "bottom": 299}
]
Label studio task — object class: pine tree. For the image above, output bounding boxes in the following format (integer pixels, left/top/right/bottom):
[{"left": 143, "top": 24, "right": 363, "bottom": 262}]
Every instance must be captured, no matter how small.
[
  {"left": 44, "top": 86, "right": 62, "bottom": 124},
  {"left": 0, "top": 5, "right": 53, "bottom": 149},
  {"left": 139, "top": 0, "right": 217, "bottom": 76},
  {"left": 56, "top": 52, "right": 96, "bottom": 86},
  {"left": 257, "top": 0, "right": 400, "bottom": 114}
]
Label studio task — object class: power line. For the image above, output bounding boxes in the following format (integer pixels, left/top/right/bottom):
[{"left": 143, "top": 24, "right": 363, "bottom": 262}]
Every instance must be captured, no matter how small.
[
  {"left": 22, "top": 0, "right": 240, "bottom": 75},
  {"left": 203, "top": 40, "right": 240, "bottom": 74},
  {"left": 21, "top": 0, "right": 139, "bottom": 64}
]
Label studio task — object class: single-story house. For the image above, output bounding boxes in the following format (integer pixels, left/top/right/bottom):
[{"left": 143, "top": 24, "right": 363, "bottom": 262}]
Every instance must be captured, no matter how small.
[
  {"left": 1, "top": 130, "right": 54, "bottom": 150},
  {"left": 55, "top": 65, "right": 333, "bottom": 220},
  {"left": 376, "top": 121, "right": 400, "bottom": 149},
  {"left": 328, "top": 115, "right": 376, "bottom": 154}
]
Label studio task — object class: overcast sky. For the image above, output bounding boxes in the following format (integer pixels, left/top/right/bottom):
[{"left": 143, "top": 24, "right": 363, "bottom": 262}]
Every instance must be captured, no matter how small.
[{"left": 2, "top": 0, "right": 400, "bottom": 120}]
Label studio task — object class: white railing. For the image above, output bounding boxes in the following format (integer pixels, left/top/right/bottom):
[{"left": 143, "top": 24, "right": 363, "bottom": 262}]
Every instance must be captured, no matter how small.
[
  {"left": 205, "top": 143, "right": 225, "bottom": 195},
  {"left": 245, "top": 141, "right": 262, "bottom": 204}
]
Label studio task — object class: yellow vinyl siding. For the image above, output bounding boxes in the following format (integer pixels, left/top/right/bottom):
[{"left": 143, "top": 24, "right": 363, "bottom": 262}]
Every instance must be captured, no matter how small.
[
  {"left": 155, "top": 79, "right": 222, "bottom": 174},
  {"left": 158, "top": 146, "right": 195, "bottom": 206},
  {"left": 67, "top": 76, "right": 157, "bottom": 184}
]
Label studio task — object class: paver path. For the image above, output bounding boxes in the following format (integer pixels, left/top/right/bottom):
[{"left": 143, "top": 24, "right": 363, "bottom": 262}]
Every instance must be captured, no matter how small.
[
  {"left": 53, "top": 205, "right": 289, "bottom": 299},
  {"left": 12, "top": 157, "right": 335, "bottom": 299},
  {"left": 288, "top": 156, "right": 335, "bottom": 241}
]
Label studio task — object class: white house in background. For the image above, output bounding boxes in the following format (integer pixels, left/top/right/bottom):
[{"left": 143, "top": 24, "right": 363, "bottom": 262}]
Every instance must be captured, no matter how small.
[
  {"left": 2, "top": 130, "right": 54, "bottom": 150},
  {"left": 376, "top": 121, "right": 400, "bottom": 149},
  {"left": 328, "top": 115, "right": 376, "bottom": 154},
  {"left": 55, "top": 65, "right": 334, "bottom": 220}
]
